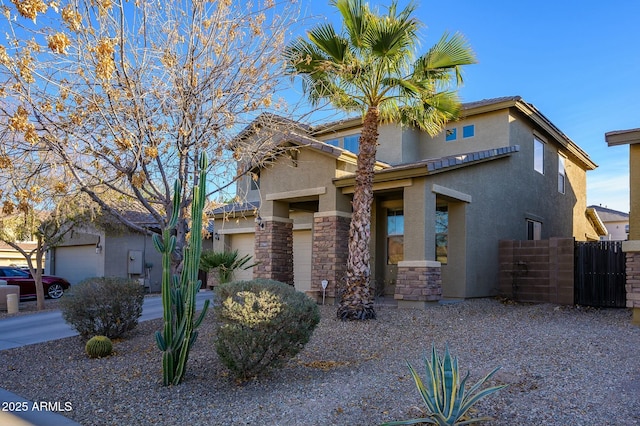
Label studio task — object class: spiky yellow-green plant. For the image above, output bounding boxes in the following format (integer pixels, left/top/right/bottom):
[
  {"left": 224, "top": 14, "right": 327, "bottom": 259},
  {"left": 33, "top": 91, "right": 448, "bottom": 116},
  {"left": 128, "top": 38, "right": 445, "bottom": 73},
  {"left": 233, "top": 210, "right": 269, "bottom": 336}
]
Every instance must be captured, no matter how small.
[{"left": 382, "top": 344, "right": 506, "bottom": 425}]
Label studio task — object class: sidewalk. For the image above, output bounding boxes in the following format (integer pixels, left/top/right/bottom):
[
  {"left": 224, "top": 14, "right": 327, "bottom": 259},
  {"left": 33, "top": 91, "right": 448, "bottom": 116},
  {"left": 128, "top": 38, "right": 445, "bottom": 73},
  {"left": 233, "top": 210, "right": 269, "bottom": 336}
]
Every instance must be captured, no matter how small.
[{"left": 0, "top": 291, "right": 213, "bottom": 425}]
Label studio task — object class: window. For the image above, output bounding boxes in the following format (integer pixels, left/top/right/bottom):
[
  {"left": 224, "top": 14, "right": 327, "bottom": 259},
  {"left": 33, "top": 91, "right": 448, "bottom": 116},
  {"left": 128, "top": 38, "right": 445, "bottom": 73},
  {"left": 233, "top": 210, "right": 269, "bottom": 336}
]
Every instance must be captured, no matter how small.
[
  {"left": 387, "top": 210, "right": 404, "bottom": 264},
  {"left": 445, "top": 128, "right": 457, "bottom": 142},
  {"left": 558, "top": 155, "right": 566, "bottom": 194},
  {"left": 435, "top": 205, "right": 448, "bottom": 264},
  {"left": 462, "top": 125, "right": 475, "bottom": 138},
  {"left": 250, "top": 171, "right": 260, "bottom": 190},
  {"left": 343, "top": 134, "right": 360, "bottom": 153},
  {"left": 527, "top": 219, "right": 542, "bottom": 240},
  {"left": 534, "top": 138, "right": 544, "bottom": 174},
  {"left": 325, "top": 138, "right": 340, "bottom": 147}
]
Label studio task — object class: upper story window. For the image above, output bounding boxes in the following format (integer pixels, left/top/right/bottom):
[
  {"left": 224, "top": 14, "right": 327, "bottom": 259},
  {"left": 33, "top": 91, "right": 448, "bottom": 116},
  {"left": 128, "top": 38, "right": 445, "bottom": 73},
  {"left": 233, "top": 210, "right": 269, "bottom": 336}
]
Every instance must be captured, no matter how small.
[
  {"left": 343, "top": 134, "right": 360, "bottom": 153},
  {"left": 323, "top": 134, "right": 360, "bottom": 153},
  {"left": 462, "top": 125, "right": 475, "bottom": 138},
  {"left": 558, "top": 154, "right": 566, "bottom": 194},
  {"left": 250, "top": 171, "right": 260, "bottom": 191},
  {"left": 534, "top": 138, "right": 544, "bottom": 174},
  {"left": 445, "top": 128, "right": 457, "bottom": 142}
]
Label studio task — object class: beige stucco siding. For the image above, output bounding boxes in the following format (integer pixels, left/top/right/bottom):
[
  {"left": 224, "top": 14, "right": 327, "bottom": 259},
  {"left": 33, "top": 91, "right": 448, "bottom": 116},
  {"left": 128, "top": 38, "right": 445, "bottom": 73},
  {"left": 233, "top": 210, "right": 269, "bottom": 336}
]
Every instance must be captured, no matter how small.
[{"left": 417, "top": 110, "right": 512, "bottom": 160}]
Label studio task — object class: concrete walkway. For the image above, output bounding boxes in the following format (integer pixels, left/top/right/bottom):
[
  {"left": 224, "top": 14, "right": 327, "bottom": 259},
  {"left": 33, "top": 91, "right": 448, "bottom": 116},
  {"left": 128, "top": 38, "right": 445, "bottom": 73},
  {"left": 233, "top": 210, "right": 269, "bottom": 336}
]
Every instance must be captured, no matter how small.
[{"left": 0, "top": 291, "right": 213, "bottom": 425}]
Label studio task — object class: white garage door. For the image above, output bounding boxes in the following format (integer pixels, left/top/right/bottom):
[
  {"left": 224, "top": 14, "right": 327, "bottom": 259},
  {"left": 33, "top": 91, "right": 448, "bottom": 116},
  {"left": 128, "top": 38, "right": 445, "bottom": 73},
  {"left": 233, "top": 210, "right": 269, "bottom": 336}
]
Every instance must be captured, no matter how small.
[
  {"left": 293, "top": 230, "right": 312, "bottom": 292},
  {"left": 229, "top": 233, "right": 255, "bottom": 281},
  {"left": 55, "top": 245, "right": 99, "bottom": 285}
]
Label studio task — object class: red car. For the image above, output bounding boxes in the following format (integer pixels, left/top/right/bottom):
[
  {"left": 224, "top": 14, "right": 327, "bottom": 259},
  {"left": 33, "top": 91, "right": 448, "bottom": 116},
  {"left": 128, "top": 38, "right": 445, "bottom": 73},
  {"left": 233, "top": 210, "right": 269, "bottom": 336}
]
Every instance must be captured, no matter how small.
[{"left": 0, "top": 266, "right": 70, "bottom": 299}]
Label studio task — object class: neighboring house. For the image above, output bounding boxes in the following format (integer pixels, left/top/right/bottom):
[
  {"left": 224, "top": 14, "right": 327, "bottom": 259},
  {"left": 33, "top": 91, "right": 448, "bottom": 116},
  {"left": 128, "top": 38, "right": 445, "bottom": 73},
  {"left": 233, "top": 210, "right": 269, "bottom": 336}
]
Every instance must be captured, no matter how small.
[
  {"left": 212, "top": 96, "right": 602, "bottom": 305},
  {"left": 45, "top": 211, "right": 165, "bottom": 290},
  {"left": 588, "top": 205, "right": 629, "bottom": 241},
  {"left": 0, "top": 241, "right": 41, "bottom": 267}
]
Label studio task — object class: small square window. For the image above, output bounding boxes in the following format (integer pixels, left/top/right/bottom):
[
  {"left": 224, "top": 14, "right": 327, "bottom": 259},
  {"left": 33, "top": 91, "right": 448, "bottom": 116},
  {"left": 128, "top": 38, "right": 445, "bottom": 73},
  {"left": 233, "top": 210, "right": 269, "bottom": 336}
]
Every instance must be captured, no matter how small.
[
  {"left": 445, "top": 128, "right": 457, "bottom": 142},
  {"left": 325, "top": 138, "right": 340, "bottom": 147},
  {"left": 462, "top": 125, "right": 475, "bottom": 138}
]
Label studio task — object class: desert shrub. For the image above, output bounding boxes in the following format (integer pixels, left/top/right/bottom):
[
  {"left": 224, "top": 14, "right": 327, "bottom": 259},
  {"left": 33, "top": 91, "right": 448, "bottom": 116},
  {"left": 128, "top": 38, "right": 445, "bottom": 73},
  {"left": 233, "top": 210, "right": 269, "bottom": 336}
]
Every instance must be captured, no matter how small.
[
  {"left": 214, "top": 279, "right": 320, "bottom": 380},
  {"left": 85, "top": 335, "right": 113, "bottom": 358},
  {"left": 60, "top": 277, "right": 144, "bottom": 339}
]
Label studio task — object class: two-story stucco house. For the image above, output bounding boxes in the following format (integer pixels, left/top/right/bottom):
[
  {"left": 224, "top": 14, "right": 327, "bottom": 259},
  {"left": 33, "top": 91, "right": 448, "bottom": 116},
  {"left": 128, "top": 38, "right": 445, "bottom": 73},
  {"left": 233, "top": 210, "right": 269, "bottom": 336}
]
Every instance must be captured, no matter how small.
[{"left": 212, "top": 96, "right": 602, "bottom": 306}]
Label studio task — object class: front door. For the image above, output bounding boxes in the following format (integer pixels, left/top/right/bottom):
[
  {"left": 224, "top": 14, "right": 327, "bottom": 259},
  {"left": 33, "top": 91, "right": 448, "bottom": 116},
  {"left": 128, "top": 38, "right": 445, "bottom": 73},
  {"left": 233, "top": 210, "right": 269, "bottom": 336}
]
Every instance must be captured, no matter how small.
[{"left": 377, "top": 199, "right": 404, "bottom": 297}]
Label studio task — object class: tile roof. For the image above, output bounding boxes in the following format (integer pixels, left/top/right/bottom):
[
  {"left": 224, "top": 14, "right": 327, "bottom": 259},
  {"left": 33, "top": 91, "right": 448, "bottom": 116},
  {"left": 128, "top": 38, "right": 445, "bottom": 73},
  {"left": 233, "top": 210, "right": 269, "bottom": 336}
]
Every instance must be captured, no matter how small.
[
  {"left": 378, "top": 145, "right": 520, "bottom": 175},
  {"left": 587, "top": 205, "right": 629, "bottom": 221}
]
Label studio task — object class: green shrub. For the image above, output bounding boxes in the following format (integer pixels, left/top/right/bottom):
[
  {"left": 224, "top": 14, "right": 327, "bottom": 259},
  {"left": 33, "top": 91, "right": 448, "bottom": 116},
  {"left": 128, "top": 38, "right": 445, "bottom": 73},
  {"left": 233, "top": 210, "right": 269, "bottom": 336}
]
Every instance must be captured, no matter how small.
[
  {"left": 214, "top": 279, "right": 320, "bottom": 380},
  {"left": 382, "top": 344, "right": 507, "bottom": 426},
  {"left": 85, "top": 335, "right": 113, "bottom": 358},
  {"left": 200, "top": 249, "right": 258, "bottom": 284},
  {"left": 60, "top": 277, "right": 144, "bottom": 339}
]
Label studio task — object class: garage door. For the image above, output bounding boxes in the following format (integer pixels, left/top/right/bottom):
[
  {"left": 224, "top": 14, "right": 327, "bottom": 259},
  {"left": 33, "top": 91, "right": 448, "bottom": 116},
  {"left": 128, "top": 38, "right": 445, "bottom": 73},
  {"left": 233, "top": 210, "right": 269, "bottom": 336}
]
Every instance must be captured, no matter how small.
[
  {"left": 293, "top": 230, "right": 312, "bottom": 292},
  {"left": 229, "top": 233, "right": 255, "bottom": 281},
  {"left": 54, "top": 245, "right": 98, "bottom": 285}
]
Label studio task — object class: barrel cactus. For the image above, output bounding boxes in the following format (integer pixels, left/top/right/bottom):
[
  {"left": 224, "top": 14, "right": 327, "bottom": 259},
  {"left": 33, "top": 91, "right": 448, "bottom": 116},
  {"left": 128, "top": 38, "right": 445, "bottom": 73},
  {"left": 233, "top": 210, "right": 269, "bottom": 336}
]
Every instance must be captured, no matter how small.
[{"left": 85, "top": 336, "right": 113, "bottom": 358}]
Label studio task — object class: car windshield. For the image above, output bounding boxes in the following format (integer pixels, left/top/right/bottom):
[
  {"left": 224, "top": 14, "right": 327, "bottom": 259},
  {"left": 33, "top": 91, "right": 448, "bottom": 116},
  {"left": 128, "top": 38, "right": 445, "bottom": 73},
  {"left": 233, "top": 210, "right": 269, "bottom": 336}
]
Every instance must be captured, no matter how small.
[{"left": 1, "top": 268, "right": 30, "bottom": 278}]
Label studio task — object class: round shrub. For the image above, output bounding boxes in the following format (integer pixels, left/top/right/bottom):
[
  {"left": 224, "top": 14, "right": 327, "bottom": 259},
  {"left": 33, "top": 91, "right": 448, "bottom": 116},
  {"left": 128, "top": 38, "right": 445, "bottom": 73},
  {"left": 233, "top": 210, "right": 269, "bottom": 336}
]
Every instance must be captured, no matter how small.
[
  {"left": 85, "top": 335, "right": 113, "bottom": 358},
  {"left": 214, "top": 279, "right": 320, "bottom": 381},
  {"left": 60, "top": 277, "right": 144, "bottom": 339}
]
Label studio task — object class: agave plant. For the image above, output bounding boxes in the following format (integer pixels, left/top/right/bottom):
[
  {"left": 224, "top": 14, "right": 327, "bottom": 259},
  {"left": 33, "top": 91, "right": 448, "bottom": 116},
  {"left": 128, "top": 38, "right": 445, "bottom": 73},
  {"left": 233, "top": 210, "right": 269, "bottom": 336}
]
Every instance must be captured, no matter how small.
[
  {"left": 200, "top": 249, "right": 258, "bottom": 284},
  {"left": 382, "top": 344, "right": 506, "bottom": 426}
]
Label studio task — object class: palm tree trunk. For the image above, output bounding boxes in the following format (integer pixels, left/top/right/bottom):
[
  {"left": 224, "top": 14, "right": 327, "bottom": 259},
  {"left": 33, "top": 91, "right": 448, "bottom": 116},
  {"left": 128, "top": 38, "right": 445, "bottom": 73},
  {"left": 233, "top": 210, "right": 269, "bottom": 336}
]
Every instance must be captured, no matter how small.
[{"left": 337, "top": 107, "right": 379, "bottom": 320}]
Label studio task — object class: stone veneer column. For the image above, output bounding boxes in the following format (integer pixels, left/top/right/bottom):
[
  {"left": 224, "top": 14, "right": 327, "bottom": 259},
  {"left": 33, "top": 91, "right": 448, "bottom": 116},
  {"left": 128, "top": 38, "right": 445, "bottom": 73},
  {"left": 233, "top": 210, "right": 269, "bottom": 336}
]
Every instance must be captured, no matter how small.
[
  {"left": 622, "top": 241, "right": 640, "bottom": 325},
  {"left": 253, "top": 218, "right": 294, "bottom": 285},
  {"left": 395, "top": 260, "right": 442, "bottom": 308},
  {"left": 311, "top": 213, "right": 351, "bottom": 300}
]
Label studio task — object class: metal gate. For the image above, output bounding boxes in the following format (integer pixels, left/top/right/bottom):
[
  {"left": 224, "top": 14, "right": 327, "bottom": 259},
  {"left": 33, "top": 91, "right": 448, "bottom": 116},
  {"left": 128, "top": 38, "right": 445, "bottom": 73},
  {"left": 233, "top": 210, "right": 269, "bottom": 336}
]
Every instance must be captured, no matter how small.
[{"left": 574, "top": 241, "right": 626, "bottom": 307}]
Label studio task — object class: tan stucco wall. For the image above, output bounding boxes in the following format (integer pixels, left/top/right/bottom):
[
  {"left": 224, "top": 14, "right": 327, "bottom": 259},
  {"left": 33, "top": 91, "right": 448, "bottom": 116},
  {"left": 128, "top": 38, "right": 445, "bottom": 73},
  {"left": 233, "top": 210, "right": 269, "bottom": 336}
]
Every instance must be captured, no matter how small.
[
  {"left": 417, "top": 110, "right": 511, "bottom": 160},
  {"left": 630, "top": 144, "right": 640, "bottom": 240}
]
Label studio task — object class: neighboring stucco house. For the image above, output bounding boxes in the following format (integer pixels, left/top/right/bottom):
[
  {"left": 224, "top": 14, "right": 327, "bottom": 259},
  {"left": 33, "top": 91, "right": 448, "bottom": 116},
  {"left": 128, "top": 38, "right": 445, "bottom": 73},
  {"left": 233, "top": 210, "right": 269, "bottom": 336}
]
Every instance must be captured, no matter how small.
[
  {"left": 588, "top": 205, "right": 629, "bottom": 241},
  {"left": 212, "top": 96, "right": 601, "bottom": 306},
  {"left": 0, "top": 241, "right": 41, "bottom": 267},
  {"left": 45, "top": 211, "right": 165, "bottom": 290},
  {"left": 605, "top": 127, "right": 640, "bottom": 325}
]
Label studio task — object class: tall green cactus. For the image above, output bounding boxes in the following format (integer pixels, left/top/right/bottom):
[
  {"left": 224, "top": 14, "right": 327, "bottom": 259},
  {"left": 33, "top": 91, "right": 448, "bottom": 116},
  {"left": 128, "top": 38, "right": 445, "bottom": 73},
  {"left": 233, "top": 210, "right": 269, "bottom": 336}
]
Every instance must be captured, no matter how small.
[{"left": 154, "top": 152, "right": 211, "bottom": 386}]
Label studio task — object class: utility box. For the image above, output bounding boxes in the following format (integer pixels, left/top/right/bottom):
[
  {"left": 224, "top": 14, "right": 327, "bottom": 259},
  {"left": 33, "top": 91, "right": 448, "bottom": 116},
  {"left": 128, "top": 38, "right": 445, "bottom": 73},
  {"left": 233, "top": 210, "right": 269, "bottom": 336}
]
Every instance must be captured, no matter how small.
[{"left": 128, "top": 250, "right": 143, "bottom": 275}]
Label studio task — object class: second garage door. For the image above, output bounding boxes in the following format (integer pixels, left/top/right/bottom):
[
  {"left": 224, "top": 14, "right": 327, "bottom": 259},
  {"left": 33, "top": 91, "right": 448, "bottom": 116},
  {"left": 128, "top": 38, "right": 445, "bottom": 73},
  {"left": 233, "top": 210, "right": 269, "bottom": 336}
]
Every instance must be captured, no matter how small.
[{"left": 229, "top": 233, "right": 255, "bottom": 281}]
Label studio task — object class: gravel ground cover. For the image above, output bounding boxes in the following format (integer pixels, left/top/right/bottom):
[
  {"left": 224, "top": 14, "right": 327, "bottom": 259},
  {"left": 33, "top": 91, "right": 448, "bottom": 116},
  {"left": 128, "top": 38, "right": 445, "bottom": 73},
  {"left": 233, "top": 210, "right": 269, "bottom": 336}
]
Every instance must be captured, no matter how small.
[{"left": 1, "top": 298, "right": 639, "bottom": 425}]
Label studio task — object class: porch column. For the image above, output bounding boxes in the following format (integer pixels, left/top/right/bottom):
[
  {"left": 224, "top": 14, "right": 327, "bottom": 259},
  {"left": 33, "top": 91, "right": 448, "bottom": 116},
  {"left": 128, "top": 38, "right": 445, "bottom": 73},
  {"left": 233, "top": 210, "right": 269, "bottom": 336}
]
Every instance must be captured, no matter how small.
[
  {"left": 310, "top": 212, "right": 351, "bottom": 302},
  {"left": 253, "top": 217, "right": 294, "bottom": 285},
  {"left": 606, "top": 130, "right": 640, "bottom": 325},
  {"left": 395, "top": 260, "right": 442, "bottom": 308},
  {"left": 623, "top": 241, "right": 640, "bottom": 325}
]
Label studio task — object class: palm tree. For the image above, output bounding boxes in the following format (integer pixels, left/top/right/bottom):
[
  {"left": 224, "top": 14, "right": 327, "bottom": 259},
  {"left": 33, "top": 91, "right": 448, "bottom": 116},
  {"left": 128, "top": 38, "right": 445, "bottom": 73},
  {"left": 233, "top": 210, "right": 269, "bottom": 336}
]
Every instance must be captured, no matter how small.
[{"left": 285, "top": 0, "right": 476, "bottom": 320}]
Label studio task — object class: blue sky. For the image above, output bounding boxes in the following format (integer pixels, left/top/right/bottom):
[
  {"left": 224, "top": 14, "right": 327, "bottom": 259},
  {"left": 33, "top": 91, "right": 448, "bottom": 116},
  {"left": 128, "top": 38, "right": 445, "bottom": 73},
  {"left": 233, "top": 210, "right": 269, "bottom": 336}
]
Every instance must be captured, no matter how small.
[{"left": 299, "top": 0, "right": 640, "bottom": 213}]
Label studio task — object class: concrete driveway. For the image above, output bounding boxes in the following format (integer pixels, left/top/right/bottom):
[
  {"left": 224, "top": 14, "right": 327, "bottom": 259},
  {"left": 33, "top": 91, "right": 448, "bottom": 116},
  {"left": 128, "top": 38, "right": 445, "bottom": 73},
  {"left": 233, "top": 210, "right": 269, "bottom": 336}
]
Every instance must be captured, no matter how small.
[{"left": 0, "top": 291, "right": 213, "bottom": 350}]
